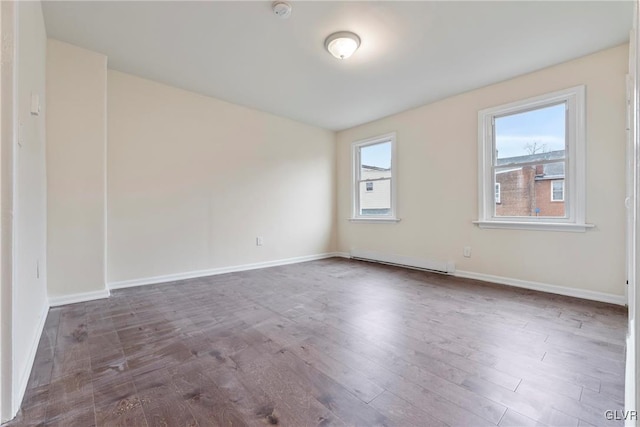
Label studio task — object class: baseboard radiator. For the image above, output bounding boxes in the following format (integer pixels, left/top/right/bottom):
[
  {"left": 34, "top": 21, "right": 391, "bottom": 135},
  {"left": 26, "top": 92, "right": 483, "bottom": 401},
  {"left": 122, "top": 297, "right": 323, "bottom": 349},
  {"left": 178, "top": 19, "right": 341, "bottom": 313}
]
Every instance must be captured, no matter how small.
[{"left": 349, "top": 249, "right": 456, "bottom": 275}]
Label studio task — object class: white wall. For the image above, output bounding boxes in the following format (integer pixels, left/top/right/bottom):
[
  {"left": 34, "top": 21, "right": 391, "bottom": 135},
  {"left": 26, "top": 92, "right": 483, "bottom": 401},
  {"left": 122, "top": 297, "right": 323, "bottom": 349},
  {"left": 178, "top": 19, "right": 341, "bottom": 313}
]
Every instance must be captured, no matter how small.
[
  {"left": 337, "top": 44, "right": 628, "bottom": 298},
  {"left": 12, "top": 0, "right": 48, "bottom": 417},
  {"left": 0, "top": 2, "right": 16, "bottom": 420},
  {"left": 46, "top": 40, "right": 107, "bottom": 300},
  {"left": 107, "top": 71, "right": 336, "bottom": 284}
]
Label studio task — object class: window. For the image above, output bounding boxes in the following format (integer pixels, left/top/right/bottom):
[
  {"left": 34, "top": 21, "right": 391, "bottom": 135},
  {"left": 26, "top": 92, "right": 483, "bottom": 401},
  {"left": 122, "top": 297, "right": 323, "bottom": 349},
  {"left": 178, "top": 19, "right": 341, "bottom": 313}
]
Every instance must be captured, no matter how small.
[
  {"left": 551, "top": 180, "right": 564, "bottom": 202},
  {"left": 351, "top": 133, "right": 398, "bottom": 221},
  {"left": 476, "top": 86, "right": 592, "bottom": 232}
]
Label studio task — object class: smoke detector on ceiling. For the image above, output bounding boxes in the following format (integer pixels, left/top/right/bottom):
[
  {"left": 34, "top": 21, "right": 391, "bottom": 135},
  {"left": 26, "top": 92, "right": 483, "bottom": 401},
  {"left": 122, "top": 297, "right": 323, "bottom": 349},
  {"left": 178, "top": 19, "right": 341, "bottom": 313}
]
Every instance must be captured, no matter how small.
[{"left": 272, "top": 2, "right": 292, "bottom": 19}]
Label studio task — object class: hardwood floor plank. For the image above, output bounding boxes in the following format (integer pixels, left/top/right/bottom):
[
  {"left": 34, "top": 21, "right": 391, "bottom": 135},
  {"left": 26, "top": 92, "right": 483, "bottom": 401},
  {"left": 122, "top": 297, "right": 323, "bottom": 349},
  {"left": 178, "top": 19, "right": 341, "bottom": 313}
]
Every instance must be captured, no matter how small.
[
  {"left": 94, "top": 398, "right": 148, "bottom": 427},
  {"left": 497, "top": 409, "right": 545, "bottom": 427},
  {"left": 491, "top": 353, "right": 602, "bottom": 391},
  {"left": 579, "top": 387, "right": 624, "bottom": 416},
  {"left": 229, "top": 343, "right": 345, "bottom": 426},
  {"left": 302, "top": 309, "right": 523, "bottom": 391},
  {"left": 516, "top": 380, "right": 621, "bottom": 426},
  {"left": 248, "top": 320, "right": 386, "bottom": 404},
  {"left": 270, "top": 346, "right": 391, "bottom": 426},
  {"left": 516, "top": 376, "right": 582, "bottom": 400},
  {"left": 278, "top": 320, "right": 509, "bottom": 424},
  {"left": 384, "top": 376, "right": 496, "bottom": 427},
  {"left": 462, "top": 375, "right": 573, "bottom": 425},
  {"left": 27, "top": 340, "right": 56, "bottom": 389},
  {"left": 201, "top": 357, "right": 300, "bottom": 426},
  {"left": 44, "top": 370, "right": 95, "bottom": 424},
  {"left": 369, "top": 390, "right": 449, "bottom": 427},
  {"left": 541, "top": 351, "right": 624, "bottom": 383},
  {"left": 133, "top": 368, "right": 199, "bottom": 427},
  {"left": 599, "top": 375, "right": 626, "bottom": 402},
  {"left": 92, "top": 368, "right": 134, "bottom": 398},
  {"left": 169, "top": 361, "right": 247, "bottom": 427}
]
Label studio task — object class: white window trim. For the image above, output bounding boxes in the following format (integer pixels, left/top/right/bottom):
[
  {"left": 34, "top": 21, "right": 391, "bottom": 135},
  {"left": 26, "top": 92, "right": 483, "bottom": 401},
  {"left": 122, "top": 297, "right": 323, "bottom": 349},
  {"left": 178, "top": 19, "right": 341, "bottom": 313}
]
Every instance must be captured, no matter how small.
[
  {"left": 551, "top": 180, "right": 565, "bottom": 202},
  {"left": 350, "top": 132, "right": 399, "bottom": 222},
  {"left": 474, "top": 85, "right": 593, "bottom": 232}
]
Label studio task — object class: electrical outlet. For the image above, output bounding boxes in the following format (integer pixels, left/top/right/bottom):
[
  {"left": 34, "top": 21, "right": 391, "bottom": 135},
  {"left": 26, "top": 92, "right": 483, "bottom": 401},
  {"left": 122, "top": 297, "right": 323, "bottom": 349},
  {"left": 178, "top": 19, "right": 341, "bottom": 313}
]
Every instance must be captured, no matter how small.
[
  {"left": 256, "top": 237, "right": 264, "bottom": 246},
  {"left": 463, "top": 246, "right": 472, "bottom": 258}
]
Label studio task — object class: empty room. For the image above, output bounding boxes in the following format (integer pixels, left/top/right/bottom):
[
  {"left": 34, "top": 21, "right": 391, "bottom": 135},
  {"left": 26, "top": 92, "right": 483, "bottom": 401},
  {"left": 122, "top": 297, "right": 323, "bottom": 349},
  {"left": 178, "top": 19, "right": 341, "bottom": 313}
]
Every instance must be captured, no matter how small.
[{"left": 1, "top": 0, "right": 639, "bottom": 426}]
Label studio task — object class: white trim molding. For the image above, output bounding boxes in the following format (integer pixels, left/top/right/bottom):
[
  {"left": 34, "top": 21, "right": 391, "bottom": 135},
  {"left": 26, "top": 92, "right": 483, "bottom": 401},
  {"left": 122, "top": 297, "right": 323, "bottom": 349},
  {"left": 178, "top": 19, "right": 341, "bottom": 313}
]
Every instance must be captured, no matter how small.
[
  {"left": 333, "top": 252, "right": 351, "bottom": 258},
  {"left": 49, "top": 289, "right": 110, "bottom": 307},
  {"left": 109, "top": 252, "right": 342, "bottom": 290},
  {"left": 350, "top": 132, "right": 398, "bottom": 222},
  {"left": 626, "top": 321, "right": 636, "bottom": 427},
  {"left": 12, "top": 301, "right": 48, "bottom": 418},
  {"left": 348, "top": 218, "right": 401, "bottom": 223},
  {"left": 455, "top": 270, "right": 626, "bottom": 306},
  {"left": 473, "top": 220, "right": 595, "bottom": 233},
  {"left": 476, "top": 85, "right": 590, "bottom": 232}
]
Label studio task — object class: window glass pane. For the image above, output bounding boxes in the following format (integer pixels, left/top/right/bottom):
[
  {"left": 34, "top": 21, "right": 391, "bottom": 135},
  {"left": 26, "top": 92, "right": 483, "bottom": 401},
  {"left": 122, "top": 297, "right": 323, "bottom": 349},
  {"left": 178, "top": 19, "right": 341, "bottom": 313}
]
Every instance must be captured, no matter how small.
[
  {"left": 552, "top": 180, "right": 564, "bottom": 201},
  {"left": 361, "top": 142, "right": 391, "bottom": 179},
  {"left": 495, "top": 161, "right": 565, "bottom": 218},
  {"left": 359, "top": 179, "right": 391, "bottom": 216},
  {"left": 495, "top": 103, "right": 566, "bottom": 166}
]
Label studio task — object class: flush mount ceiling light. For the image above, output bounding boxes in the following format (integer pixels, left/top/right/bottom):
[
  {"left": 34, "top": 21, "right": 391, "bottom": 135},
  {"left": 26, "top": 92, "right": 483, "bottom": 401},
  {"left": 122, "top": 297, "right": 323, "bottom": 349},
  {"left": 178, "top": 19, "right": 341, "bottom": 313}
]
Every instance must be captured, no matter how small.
[{"left": 324, "top": 31, "right": 361, "bottom": 60}]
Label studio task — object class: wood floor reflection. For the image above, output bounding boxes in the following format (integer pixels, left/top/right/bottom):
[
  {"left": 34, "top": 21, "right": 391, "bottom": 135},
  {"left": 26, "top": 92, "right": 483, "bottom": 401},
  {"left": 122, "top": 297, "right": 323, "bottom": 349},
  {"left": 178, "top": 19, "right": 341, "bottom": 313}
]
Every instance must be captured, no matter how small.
[{"left": 6, "top": 258, "right": 627, "bottom": 426}]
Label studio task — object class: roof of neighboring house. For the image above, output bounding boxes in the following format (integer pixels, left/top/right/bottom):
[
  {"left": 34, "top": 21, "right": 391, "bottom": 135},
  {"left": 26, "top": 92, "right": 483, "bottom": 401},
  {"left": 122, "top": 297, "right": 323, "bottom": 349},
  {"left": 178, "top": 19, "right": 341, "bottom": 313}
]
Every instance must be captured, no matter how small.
[
  {"left": 362, "top": 165, "right": 391, "bottom": 171},
  {"left": 540, "top": 162, "right": 565, "bottom": 178},
  {"left": 496, "top": 149, "right": 565, "bottom": 166},
  {"left": 496, "top": 149, "right": 565, "bottom": 179}
]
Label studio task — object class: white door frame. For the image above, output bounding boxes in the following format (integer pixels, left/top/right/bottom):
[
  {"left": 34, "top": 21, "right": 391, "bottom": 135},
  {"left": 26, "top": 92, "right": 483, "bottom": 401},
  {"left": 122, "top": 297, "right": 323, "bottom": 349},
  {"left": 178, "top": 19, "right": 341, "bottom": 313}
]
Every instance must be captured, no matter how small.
[
  {"left": 635, "top": 0, "right": 640, "bottom": 417},
  {"left": 628, "top": 1, "right": 640, "bottom": 425}
]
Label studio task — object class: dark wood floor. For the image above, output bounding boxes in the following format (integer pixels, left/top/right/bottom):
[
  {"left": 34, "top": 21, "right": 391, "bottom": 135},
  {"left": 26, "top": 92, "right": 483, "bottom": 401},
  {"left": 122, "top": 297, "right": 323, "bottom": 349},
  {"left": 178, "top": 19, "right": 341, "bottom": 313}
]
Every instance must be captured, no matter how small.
[{"left": 6, "top": 258, "right": 627, "bottom": 426}]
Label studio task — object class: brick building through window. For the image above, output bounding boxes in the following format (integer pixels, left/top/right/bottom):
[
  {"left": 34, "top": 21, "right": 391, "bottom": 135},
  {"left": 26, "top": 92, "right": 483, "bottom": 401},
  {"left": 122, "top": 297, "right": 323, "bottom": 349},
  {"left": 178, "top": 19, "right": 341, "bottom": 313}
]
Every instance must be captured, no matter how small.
[{"left": 495, "top": 150, "right": 565, "bottom": 217}]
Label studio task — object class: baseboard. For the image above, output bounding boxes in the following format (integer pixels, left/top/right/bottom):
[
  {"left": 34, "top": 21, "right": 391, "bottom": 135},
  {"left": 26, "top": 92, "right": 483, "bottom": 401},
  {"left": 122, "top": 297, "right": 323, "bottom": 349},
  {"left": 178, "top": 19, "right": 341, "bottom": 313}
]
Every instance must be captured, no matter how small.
[
  {"left": 12, "top": 300, "right": 49, "bottom": 417},
  {"left": 49, "top": 289, "right": 110, "bottom": 307},
  {"left": 333, "top": 251, "right": 350, "bottom": 258},
  {"left": 349, "top": 249, "right": 456, "bottom": 274},
  {"left": 455, "top": 270, "right": 626, "bottom": 306},
  {"left": 108, "top": 252, "right": 343, "bottom": 290}
]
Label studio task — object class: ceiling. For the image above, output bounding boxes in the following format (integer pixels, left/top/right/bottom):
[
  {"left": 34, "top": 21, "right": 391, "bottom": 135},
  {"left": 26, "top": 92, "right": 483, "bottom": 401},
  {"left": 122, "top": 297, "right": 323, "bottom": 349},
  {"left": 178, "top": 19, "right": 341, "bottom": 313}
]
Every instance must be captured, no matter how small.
[{"left": 42, "top": 1, "right": 633, "bottom": 131}]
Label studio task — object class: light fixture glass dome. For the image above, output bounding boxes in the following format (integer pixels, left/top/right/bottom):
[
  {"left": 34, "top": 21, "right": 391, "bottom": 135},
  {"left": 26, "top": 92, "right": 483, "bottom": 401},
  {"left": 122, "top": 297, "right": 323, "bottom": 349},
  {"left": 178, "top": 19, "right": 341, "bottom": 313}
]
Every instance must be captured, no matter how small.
[{"left": 325, "top": 31, "right": 361, "bottom": 60}]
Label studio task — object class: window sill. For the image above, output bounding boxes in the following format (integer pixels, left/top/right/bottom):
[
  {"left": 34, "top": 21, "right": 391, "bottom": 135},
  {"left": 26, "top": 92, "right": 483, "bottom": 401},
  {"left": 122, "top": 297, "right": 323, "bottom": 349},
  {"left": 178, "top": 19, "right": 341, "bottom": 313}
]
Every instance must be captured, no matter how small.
[
  {"left": 473, "top": 220, "right": 594, "bottom": 232},
  {"left": 349, "top": 217, "right": 401, "bottom": 223}
]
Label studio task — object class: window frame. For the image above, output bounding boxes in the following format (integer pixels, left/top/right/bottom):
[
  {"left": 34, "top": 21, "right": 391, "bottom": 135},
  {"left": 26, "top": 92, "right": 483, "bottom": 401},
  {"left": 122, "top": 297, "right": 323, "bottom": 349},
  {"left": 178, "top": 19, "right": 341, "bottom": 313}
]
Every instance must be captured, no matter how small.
[
  {"left": 350, "top": 132, "right": 399, "bottom": 222},
  {"left": 551, "top": 180, "right": 565, "bottom": 202},
  {"left": 475, "top": 85, "right": 592, "bottom": 232},
  {"left": 495, "top": 182, "right": 501, "bottom": 204}
]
